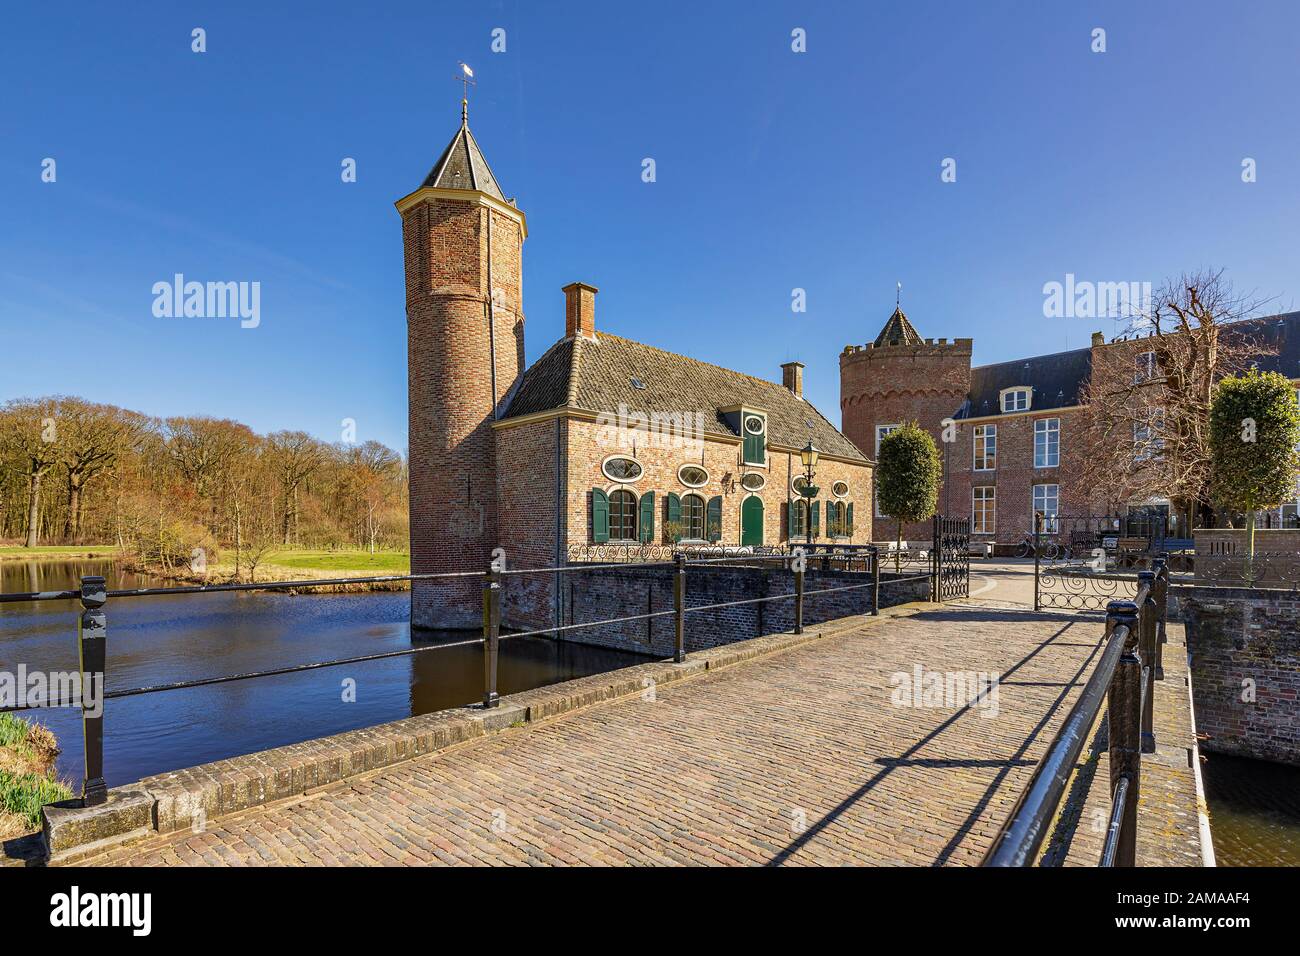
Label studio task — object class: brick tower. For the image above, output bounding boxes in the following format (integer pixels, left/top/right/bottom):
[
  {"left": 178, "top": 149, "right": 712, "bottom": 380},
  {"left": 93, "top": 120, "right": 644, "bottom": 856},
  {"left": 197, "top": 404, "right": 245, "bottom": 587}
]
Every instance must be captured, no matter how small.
[
  {"left": 397, "top": 100, "right": 527, "bottom": 629},
  {"left": 840, "top": 307, "right": 972, "bottom": 540}
]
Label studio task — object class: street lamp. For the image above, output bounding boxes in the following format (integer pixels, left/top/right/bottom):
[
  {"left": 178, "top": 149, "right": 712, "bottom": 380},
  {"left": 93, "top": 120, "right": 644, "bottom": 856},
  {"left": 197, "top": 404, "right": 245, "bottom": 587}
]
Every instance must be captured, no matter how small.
[{"left": 799, "top": 441, "right": 819, "bottom": 546}]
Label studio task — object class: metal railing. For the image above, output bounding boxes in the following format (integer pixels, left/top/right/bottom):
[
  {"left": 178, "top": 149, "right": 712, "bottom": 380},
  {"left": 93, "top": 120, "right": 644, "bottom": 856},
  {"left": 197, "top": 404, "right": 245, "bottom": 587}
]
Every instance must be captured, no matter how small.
[
  {"left": 982, "top": 554, "right": 1169, "bottom": 867},
  {"left": 0, "top": 544, "right": 941, "bottom": 807}
]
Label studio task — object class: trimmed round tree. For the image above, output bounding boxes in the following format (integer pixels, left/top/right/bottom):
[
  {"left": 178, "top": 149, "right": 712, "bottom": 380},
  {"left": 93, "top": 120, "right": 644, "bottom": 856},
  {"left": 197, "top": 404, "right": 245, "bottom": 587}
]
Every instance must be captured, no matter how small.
[
  {"left": 876, "top": 422, "right": 942, "bottom": 564},
  {"left": 1208, "top": 368, "right": 1300, "bottom": 559}
]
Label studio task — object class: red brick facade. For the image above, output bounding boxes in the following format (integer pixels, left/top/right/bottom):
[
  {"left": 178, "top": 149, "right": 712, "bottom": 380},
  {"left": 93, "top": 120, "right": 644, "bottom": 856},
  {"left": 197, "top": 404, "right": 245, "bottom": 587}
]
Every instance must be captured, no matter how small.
[
  {"left": 841, "top": 335, "right": 971, "bottom": 542},
  {"left": 403, "top": 114, "right": 874, "bottom": 636},
  {"left": 402, "top": 190, "right": 526, "bottom": 628}
]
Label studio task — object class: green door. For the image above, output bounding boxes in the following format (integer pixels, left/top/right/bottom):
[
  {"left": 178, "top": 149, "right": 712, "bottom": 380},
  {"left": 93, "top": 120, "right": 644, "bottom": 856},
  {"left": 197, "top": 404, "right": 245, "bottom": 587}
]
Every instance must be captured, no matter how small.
[{"left": 741, "top": 496, "right": 764, "bottom": 546}]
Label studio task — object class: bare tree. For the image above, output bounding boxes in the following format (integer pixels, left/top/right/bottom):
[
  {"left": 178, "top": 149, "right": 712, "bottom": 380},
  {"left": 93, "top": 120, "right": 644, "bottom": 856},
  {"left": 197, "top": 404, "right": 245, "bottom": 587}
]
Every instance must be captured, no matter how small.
[
  {"left": 0, "top": 397, "right": 62, "bottom": 547},
  {"left": 1066, "top": 269, "right": 1276, "bottom": 528},
  {"left": 265, "top": 430, "right": 325, "bottom": 545}
]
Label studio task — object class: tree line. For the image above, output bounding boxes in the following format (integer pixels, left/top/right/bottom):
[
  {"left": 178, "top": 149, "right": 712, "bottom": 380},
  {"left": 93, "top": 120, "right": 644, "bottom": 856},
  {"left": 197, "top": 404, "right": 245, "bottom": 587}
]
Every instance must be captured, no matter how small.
[{"left": 0, "top": 396, "right": 409, "bottom": 566}]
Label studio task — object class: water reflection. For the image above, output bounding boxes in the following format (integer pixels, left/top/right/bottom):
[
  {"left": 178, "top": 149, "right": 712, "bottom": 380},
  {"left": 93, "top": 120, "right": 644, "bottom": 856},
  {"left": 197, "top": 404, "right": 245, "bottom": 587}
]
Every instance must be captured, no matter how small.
[
  {"left": 0, "top": 559, "right": 651, "bottom": 787},
  {"left": 1201, "top": 751, "right": 1300, "bottom": 866}
]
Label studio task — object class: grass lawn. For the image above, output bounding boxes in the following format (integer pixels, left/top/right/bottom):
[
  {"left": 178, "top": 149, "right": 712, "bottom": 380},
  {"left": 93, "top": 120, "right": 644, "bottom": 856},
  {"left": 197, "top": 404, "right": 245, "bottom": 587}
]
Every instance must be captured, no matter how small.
[{"left": 262, "top": 550, "right": 410, "bottom": 573}]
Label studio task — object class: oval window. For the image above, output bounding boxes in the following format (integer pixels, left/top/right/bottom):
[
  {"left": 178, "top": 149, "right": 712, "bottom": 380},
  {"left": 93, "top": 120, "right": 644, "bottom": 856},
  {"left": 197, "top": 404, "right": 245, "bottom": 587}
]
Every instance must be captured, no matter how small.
[
  {"left": 740, "top": 472, "right": 765, "bottom": 491},
  {"left": 602, "top": 456, "right": 643, "bottom": 482},
  {"left": 832, "top": 480, "right": 849, "bottom": 498},
  {"left": 792, "top": 475, "right": 811, "bottom": 495},
  {"left": 744, "top": 415, "right": 764, "bottom": 435},
  {"left": 678, "top": 464, "right": 708, "bottom": 488}
]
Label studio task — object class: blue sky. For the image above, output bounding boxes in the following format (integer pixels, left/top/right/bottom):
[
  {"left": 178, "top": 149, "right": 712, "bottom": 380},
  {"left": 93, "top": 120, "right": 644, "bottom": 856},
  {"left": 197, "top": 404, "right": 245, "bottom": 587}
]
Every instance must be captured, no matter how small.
[{"left": 3, "top": 1, "right": 1298, "bottom": 452}]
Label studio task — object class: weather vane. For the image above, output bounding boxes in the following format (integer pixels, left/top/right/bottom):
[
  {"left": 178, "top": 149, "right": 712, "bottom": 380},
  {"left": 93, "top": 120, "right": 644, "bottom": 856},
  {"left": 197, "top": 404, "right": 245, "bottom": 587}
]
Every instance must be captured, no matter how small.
[
  {"left": 455, "top": 62, "right": 475, "bottom": 120},
  {"left": 896, "top": 281, "right": 902, "bottom": 308}
]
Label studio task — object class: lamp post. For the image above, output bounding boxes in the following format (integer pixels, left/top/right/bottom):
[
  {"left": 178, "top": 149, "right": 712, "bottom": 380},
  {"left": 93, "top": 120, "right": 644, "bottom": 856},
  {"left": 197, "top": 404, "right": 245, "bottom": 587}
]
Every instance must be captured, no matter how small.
[{"left": 800, "top": 440, "right": 819, "bottom": 546}]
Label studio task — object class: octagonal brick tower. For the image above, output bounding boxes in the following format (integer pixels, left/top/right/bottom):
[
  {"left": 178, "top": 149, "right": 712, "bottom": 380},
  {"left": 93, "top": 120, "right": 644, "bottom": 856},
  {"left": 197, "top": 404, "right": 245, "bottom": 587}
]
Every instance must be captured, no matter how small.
[{"left": 397, "top": 101, "right": 526, "bottom": 629}]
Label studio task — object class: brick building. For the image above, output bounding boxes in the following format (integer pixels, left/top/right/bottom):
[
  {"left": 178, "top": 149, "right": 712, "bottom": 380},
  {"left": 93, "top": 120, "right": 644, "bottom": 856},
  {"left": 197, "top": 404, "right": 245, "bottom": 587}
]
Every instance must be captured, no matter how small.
[
  {"left": 400, "top": 104, "right": 873, "bottom": 630},
  {"left": 841, "top": 306, "right": 1300, "bottom": 549}
]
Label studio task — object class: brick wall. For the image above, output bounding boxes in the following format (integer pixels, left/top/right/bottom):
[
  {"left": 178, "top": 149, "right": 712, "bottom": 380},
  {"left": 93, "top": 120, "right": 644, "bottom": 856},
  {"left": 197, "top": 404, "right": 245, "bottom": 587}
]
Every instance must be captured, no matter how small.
[
  {"left": 521, "top": 563, "right": 931, "bottom": 657},
  {"left": 561, "top": 419, "right": 873, "bottom": 552},
  {"left": 406, "top": 194, "right": 525, "bottom": 629},
  {"left": 1180, "top": 586, "right": 1300, "bottom": 766},
  {"left": 840, "top": 338, "right": 970, "bottom": 541}
]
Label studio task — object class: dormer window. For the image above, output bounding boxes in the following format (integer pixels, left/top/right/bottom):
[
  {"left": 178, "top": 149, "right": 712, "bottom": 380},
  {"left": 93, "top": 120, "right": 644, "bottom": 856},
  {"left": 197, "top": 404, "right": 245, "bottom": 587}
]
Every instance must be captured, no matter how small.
[
  {"left": 741, "top": 412, "right": 766, "bottom": 466},
  {"left": 1000, "top": 387, "right": 1031, "bottom": 413}
]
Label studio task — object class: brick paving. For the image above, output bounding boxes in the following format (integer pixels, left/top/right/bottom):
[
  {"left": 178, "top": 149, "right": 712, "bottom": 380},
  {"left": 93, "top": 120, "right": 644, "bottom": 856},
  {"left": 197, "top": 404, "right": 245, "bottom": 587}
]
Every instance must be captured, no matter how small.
[{"left": 80, "top": 606, "right": 1202, "bottom": 866}]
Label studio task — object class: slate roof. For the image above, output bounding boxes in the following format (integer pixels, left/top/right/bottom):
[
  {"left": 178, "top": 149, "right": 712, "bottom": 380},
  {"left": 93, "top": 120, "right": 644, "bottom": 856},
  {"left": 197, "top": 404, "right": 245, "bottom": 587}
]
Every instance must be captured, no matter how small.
[
  {"left": 957, "top": 347, "right": 1093, "bottom": 419},
  {"left": 873, "top": 307, "right": 924, "bottom": 347},
  {"left": 420, "top": 108, "right": 506, "bottom": 201},
  {"left": 952, "top": 311, "right": 1300, "bottom": 420},
  {"left": 502, "top": 333, "right": 869, "bottom": 462}
]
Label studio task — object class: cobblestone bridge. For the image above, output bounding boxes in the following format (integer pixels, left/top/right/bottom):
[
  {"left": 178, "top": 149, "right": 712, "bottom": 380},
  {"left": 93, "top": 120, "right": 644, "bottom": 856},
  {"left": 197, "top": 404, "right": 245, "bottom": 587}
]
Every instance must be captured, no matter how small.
[{"left": 68, "top": 599, "right": 1206, "bottom": 867}]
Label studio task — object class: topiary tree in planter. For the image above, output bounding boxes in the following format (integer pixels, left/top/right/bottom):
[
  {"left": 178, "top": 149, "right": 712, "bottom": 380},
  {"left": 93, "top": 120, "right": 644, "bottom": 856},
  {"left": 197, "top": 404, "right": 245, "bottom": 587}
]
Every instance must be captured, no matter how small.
[
  {"left": 876, "top": 422, "right": 941, "bottom": 571},
  {"left": 1208, "top": 368, "right": 1300, "bottom": 569}
]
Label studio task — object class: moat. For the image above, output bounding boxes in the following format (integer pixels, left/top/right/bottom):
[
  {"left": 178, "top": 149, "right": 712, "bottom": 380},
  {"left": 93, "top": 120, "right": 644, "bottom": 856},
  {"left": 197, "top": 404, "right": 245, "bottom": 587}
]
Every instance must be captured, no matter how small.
[{"left": 0, "top": 558, "right": 650, "bottom": 788}]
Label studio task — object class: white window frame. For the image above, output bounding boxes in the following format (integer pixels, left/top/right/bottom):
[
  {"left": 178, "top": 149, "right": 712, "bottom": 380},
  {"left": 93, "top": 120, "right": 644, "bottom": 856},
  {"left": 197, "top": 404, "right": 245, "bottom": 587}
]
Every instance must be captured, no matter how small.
[
  {"left": 601, "top": 454, "right": 644, "bottom": 484},
  {"left": 972, "top": 486, "right": 996, "bottom": 534},
  {"left": 1135, "top": 351, "right": 1157, "bottom": 385},
  {"left": 875, "top": 423, "right": 899, "bottom": 456},
  {"left": 1032, "top": 483, "right": 1059, "bottom": 533},
  {"left": 973, "top": 424, "right": 997, "bottom": 471},
  {"left": 1034, "top": 418, "right": 1060, "bottom": 469},
  {"left": 1000, "top": 387, "right": 1031, "bottom": 413}
]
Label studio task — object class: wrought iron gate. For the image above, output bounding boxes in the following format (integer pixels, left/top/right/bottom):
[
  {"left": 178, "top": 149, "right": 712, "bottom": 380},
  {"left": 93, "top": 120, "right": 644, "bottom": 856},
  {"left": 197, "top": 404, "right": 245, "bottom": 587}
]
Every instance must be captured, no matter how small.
[{"left": 931, "top": 515, "right": 970, "bottom": 601}]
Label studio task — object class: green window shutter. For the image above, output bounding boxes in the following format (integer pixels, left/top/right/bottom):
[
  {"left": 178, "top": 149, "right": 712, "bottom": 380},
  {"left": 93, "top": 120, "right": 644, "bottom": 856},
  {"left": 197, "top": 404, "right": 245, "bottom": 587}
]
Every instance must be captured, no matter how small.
[
  {"left": 639, "top": 491, "right": 655, "bottom": 543},
  {"left": 781, "top": 502, "right": 789, "bottom": 540},
  {"left": 592, "top": 488, "right": 609, "bottom": 543},
  {"left": 846, "top": 503, "right": 854, "bottom": 536},
  {"left": 811, "top": 500, "right": 820, "bottom": 538},
  {"left": 706, "top": 495, "right": 722, "bottom": 542},
  {"left": 666, "top": 492, "right": 681, "bottom": 542}
]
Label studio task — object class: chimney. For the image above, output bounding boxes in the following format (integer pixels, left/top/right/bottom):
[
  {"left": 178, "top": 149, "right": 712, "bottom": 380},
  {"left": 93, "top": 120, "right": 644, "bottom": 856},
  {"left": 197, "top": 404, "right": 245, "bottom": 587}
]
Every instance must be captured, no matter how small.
[
  {"left": 1091, "top": 331, "right": 1105, "bottom": 347},
  {"left": 563, "top": 282, "right": 598, "bottom": 339},
  {"left": 781, "top": 361, "right": 804, "bottom": 397}
]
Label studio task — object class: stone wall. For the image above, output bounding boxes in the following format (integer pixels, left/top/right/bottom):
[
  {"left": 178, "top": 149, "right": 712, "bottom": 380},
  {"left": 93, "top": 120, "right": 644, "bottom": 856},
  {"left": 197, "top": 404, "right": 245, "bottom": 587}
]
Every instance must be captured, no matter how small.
[
  {"left": 503, "top": 563, "right": 931, "bottom": 657},
  {"left": 1179, "top": 585, "right": 1300, "bottom": 766},
  {"left": 1194, "top": 530, "right": 1300, "bottom": 588}
]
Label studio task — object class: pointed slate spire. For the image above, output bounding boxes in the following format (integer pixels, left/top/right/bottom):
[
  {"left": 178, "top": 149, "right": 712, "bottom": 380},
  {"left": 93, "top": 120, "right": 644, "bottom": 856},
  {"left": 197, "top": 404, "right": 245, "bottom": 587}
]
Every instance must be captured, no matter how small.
[
  {"left": 873, "top": 306, "right": 923, "bottom": 347},
  {"left": 420, "top": 100, "right": 507, "bottom": 201}
]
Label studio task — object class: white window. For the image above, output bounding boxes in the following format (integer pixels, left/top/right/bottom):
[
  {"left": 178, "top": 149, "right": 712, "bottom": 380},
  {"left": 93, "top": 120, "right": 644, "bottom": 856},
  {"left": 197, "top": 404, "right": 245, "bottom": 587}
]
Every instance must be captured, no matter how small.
[
  {"left": 972, "top": 486, "right": 996, "bottom": 534},
  {"left": 1135, "top": 351, "right": 1157, "bottom": 384},
  {"left": 974, "top": 424, "right": 996, "bottom": 471},
  {"left": 1033, "top": 484, "right": 1059, "bottom": 533},
  {"left": 1134, "top": 409, "right": 1165, "bottom": 462},
  {"left": 1000, "top": 388, "right": 1031, "bottom": 413},
  {"left": 1034, "top": 418, "right": 1060, "bottom": 468},
  {"left": 875, "top": 423, "right": 899, "bottom": 456}
]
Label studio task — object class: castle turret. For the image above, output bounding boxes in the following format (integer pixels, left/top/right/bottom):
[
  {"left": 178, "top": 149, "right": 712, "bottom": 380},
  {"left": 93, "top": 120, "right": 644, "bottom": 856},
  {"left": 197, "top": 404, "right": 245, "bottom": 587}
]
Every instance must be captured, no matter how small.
[
  {"left": 840, "top": 307, "right": 972, "bottom": 538},
  {"left": 398, "top": 101, "right": 526, "bottom": 629}
]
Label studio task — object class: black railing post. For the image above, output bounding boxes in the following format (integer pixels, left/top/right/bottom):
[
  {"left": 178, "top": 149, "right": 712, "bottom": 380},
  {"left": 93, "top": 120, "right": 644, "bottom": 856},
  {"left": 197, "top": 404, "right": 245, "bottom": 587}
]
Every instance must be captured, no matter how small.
[
  {"left": 1105, "top": 599, "right": 1141, "bottom": 866},
  {"left": 481, "top": 566, "right": 501, "bottom": 708},
  {"left": 1137, "top": 570, "right": 1157, "bottom": 754},
  {"left": 1033, "top": 513, "right": 1042, "bottom": 611},
  {"left": 673, "top": 552, "right": 686, "bottom": 663},
  {"left": 78, "top": 576, "right": 108, "bottom": 807},
  {"left": 794, "top": 553, "right": 805, "bottom": 635},
  {"left": 930, "top": 515, "right": 940, "bottom": 602},
  {"left": 871, "top": 544, "right": 881, "bottom": 615},
  {"left": 1152, "top": 554, "right": 1169, "bottom": 680}
]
